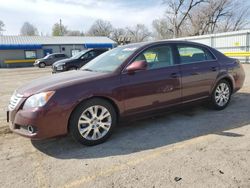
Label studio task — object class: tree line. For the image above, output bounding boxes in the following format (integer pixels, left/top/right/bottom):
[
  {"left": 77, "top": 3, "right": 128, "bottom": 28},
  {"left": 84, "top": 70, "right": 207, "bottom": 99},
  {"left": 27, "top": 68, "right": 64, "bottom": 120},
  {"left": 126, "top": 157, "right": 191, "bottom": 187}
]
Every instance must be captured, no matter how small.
[{"left": 0, "top": 0, "right": 249, "bottom": 44}]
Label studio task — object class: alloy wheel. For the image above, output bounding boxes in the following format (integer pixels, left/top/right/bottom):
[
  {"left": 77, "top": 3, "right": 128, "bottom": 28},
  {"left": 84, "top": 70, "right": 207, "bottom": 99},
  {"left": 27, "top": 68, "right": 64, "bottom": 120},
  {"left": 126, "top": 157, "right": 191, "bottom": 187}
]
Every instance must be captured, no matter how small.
[
  {"left": 77, "top": 105, "right": 112, "bottom": 140},
  {"left": 214, "top": 82, "right": 230, "bottom": 107}
]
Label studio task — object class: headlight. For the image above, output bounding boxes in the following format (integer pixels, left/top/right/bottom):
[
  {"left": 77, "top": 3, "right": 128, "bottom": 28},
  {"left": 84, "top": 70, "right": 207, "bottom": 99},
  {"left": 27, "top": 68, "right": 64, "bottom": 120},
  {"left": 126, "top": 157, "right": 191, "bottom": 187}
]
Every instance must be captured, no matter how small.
[
  {"left": 23, "top": 91, "right": 55, "bottom": 109},
  {"left": 56, "top": 65, "right": 64, "bottom": 70}
]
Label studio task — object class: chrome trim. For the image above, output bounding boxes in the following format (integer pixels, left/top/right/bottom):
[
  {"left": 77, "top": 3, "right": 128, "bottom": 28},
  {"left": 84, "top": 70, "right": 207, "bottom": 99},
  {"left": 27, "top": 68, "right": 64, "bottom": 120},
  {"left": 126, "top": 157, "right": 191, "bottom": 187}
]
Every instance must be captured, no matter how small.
[{"left": 8, "top": 92, "right": 23, "bottom": 111}]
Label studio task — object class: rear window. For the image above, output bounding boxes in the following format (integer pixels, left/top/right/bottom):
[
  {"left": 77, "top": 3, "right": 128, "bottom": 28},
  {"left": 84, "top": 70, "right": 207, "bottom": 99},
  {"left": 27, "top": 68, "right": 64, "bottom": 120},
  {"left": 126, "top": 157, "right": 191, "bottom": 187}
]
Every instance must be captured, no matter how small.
[{"left": 177, "top": 45, "right": 215, "bottom": 64}]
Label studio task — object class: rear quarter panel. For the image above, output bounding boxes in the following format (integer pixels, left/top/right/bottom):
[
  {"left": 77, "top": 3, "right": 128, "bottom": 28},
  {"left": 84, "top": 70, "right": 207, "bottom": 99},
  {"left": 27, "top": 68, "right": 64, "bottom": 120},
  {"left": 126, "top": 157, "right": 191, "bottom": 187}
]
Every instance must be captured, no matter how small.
[{"left": 211, "top": 48, "right": 245, "bottom": 94}]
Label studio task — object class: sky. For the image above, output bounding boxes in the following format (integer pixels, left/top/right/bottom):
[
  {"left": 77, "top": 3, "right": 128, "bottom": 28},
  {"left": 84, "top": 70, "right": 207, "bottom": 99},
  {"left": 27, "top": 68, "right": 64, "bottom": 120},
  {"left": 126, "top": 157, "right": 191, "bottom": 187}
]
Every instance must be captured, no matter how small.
[{"left": 0, "top": 0, "right": 166, "bottom": 35}]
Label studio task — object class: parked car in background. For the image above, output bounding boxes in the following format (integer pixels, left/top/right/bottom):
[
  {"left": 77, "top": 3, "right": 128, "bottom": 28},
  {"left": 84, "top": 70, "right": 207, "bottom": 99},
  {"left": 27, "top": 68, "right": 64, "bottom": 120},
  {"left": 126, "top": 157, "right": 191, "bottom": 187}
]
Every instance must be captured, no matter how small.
[
  {"left": 52, "top": 49, "right": 108, "bottom": 73},
  {"left": 34, "top": 53, "right": 68, "bottom": 68},
  {"left": 8, "top": 41, "right": 245, "bottom": 146}
]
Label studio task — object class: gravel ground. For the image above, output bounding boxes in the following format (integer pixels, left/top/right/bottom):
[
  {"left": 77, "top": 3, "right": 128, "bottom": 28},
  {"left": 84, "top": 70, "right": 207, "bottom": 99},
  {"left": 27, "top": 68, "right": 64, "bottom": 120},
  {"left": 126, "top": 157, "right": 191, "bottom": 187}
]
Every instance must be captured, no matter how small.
[{"left": 0, "top": 65, "right": 250, "bottom": 188}]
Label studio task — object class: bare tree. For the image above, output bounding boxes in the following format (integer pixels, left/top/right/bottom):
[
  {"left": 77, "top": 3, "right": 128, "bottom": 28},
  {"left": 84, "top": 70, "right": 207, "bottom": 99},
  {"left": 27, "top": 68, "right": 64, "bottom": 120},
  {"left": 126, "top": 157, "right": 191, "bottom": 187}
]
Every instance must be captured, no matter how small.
[
  {"left": 110, "top": 28, "right": 127, "bottom": 43},
  {"left": 217, "top": 1, "right": 249, "bottom": 32},
  {"left": 0, "top": 20, "right": 4, "bottom": 35},
  {"left": 20, "top": 22, "right": 38, "bottom": 36},
  {"left": 163, "top": 0, "right": 206, "bottom": 37},
  {"left": 127, "top": 24, "right": 151, "bottom": 42},
  {"left": 188, "top": 0, "right": 249, "bottom": 35},
  {"left": 152, "top": 18, "right": 173, "bottom": 39},
  {"left": 87, "top": 19, "right": 113, "bottom": 37}
]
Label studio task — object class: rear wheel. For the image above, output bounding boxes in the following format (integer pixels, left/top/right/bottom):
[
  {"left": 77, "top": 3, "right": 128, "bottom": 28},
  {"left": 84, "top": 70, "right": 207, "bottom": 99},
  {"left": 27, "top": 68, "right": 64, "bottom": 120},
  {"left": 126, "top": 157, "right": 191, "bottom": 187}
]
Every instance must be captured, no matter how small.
[
  {"left": 210, "top": 80, "right": 232, "bottom": 110},
  {"left": 69, "top": 98, "right": 117, "bottom": 146},
  {"left": 39, "top": 62, "right": 46, "bottom": 68}
]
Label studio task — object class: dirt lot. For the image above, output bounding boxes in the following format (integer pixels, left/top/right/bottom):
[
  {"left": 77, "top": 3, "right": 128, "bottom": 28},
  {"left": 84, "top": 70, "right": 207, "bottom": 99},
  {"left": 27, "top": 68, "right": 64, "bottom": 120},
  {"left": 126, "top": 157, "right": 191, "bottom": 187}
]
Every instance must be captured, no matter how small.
[{"left": 0, "top": 65, "right": 250, "bottom": 188}]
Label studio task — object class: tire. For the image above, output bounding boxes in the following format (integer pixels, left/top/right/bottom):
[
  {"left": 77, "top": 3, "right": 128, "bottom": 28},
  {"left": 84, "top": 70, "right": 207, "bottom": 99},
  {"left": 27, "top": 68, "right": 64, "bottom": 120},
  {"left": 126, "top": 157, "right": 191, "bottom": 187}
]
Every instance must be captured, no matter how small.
[
  {"left": 39, "top": 62, "right": 46, "bottom": 68},
  {"left": 210, "top": 79, "right": 232, "bottom": 110},
  {"left": 69, "top": 98, "right": 117, "bottom": 146}
]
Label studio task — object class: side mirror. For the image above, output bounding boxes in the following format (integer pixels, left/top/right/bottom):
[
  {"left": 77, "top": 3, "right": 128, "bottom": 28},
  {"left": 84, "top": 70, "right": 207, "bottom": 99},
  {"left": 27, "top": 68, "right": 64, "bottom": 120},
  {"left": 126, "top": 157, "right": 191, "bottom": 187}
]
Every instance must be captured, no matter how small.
[{"left": 126, "top": 60, "right": 147, "bottom": 74}]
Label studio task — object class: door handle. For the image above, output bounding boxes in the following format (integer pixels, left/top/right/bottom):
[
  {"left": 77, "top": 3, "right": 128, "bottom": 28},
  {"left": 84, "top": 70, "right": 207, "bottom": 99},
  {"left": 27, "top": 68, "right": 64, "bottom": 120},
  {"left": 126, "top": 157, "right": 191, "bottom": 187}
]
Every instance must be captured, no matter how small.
[
  {"left": 190, "top": 72, "right": 199, "bottom": 75},
  {"left": 170, "top": 72, "right": 179, "bottom": 78},
  {"left": 210, "top": 66, "right": 217, "bottom": 71}
]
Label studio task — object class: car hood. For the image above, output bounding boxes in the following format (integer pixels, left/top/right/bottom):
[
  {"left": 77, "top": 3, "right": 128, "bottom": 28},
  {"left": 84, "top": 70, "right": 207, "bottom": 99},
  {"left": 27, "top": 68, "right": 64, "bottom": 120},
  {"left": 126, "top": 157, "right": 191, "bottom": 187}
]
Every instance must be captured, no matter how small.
[
  {"left": 53, "top": 58, "right": 75, "bottom": 66},
  {"left": 17, "top": 70, "right": 109, "bottom": 97},
  {"left": 35, "top": 58, "right": 44, "bottom": 62}
]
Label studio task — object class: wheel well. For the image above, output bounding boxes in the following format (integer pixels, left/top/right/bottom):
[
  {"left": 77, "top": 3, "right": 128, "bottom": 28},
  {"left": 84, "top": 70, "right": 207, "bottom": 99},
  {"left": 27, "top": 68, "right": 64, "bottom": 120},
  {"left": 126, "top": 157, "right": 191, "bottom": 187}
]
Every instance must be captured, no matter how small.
[
  {"left": 91, "top": 96, "right": 120, "bottom": 117},
  {"left": 67, "top": 96, "right": 120, "bottom": 131},
  {"left": 222, "top": 77, "right": 233, "bottom": 91}
]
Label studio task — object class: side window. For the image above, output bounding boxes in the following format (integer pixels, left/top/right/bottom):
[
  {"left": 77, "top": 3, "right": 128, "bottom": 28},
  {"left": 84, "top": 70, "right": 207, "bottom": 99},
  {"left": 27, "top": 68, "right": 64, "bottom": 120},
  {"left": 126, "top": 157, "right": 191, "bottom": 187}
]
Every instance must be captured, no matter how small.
[
  {"left": 88, "top": 51, "right": 97, "bottom": 58},
  {"left": 58, "top": 54, "right": 66, "bottom": 58},
  {"left": 177, "top": 45, "right": 214, "bottom": 64},
  {"left": 81, "top": 53, "right": 89, "bottom": 59},
  {"left": 134, "top": 46, "right": 173, "bottom": 70},
  {"left": 48, "top": 55, "right": 54, "bottom": 59},
  {"left": 55, "top": 54, "right": 64, "bottom": 58}
]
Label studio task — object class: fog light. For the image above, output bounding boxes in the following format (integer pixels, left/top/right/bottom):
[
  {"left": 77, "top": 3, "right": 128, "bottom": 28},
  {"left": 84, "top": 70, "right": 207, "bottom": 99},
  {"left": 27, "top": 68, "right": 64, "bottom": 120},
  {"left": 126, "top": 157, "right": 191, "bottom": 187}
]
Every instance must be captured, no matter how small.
[{"left": 27, "top": 125, "right": 36, "bottom": 134}]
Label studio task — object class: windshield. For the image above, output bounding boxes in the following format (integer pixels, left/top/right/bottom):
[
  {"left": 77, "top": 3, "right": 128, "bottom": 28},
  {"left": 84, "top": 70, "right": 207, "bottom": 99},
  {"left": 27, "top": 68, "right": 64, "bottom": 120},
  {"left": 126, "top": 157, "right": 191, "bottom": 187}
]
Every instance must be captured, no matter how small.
[
  {"left": 44, "top": 54, "right": 51, "bottom": 59},
  {"left": 71, "top": 50, "right": 88, "bottom": 59},
  {"left": 81, "top": 45, "right": 140, "bottom": 72}
]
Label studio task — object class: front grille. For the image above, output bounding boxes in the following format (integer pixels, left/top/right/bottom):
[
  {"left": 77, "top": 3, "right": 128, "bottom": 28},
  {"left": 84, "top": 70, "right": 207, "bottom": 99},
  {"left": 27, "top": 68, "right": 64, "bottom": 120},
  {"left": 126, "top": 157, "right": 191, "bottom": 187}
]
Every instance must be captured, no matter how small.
[{"left": 8, "top": 92, "right": 23, "bottom": 111}]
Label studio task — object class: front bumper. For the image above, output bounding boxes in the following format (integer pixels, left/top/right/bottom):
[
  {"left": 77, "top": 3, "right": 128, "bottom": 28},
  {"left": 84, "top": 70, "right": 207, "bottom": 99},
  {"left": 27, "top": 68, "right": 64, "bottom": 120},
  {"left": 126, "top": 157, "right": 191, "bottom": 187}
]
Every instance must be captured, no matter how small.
[
  {"left": 33, "top": 62, "right": 39, "bottom": 67},
  {"left": 7, "top": 103, "right": 69, "bottom": 139},
  {"left": 51, "top": 66, "right": 65, "bottom": 73}
]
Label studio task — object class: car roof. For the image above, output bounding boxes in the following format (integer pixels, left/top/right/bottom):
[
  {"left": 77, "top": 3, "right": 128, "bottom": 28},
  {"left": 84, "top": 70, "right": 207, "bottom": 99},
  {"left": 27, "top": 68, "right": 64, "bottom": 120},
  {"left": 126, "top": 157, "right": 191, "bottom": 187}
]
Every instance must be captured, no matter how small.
[
  {"left": 85, "top": 48, "right": 108, "bottom": 52},
  {"left": 48, "top": 53, "right": 66, "bottom": 55},
  {"left": 121, "top": 40, "right": 212, "bottom": 49}
]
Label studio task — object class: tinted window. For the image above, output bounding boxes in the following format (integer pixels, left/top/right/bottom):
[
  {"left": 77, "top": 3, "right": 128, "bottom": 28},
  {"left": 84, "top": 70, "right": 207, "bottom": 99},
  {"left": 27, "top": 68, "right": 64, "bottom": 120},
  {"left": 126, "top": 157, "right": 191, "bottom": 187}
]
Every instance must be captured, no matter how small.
[
  {"left": 177, "top": 45, "right": 214, "bottom": 64},
  {"left": 88, "top": 51, "right": 98, "bottom": 58},
  {"left": 55, "top": 54, "right": 66, "bottom": 58},
  {"left": 134, "top": 45, "right": 173, "bottom": 70}
]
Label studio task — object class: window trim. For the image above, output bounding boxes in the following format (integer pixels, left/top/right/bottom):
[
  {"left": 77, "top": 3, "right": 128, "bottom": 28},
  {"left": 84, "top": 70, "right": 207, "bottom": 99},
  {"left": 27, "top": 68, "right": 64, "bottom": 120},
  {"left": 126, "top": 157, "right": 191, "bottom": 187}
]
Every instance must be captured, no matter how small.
[
  {"left": 176, "top": 44, "right": 217, "bottom": 65},
  {"left": 24, "top": 50, "right": 37, "bottom": 59}
]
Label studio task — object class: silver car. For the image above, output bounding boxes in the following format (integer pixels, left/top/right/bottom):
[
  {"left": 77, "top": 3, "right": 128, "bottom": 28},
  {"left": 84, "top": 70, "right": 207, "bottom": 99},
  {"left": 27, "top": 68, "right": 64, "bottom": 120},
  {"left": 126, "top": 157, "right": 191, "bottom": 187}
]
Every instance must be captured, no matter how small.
[{"left": 34, "top": 53, "right": 68, "bottom": 68}]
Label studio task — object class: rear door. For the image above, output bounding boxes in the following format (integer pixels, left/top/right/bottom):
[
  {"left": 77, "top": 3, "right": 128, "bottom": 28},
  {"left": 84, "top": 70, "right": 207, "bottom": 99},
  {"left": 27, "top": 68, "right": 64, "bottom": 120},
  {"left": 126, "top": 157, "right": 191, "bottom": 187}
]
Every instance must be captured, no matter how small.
[{"left": 177, "top": 44, "right": 219, "bottom": 102}]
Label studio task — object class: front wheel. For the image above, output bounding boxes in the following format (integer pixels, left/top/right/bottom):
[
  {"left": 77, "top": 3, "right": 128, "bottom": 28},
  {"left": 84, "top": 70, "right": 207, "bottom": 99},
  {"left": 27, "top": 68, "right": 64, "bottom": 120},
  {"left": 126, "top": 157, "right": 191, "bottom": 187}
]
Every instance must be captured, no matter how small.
[
  {"left": 69, "top": 98, "right": 117, "bottom": 146},
  {"left": 210, "top": 80, "right": 232, "bottom": 110},
  {"left": 39, "top": 62, "right": 46, "bottom": 68}
]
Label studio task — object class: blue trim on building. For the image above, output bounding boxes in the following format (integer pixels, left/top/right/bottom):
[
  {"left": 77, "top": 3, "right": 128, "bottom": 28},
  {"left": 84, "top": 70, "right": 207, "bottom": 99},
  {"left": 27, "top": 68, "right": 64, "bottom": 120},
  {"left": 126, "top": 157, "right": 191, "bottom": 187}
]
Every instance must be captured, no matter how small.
[
  {"left": 84, "top": 43, "right": 114, "bottom": 48},
  {"left": 0, "top": 44, "right": 42, "bottom": 50}
]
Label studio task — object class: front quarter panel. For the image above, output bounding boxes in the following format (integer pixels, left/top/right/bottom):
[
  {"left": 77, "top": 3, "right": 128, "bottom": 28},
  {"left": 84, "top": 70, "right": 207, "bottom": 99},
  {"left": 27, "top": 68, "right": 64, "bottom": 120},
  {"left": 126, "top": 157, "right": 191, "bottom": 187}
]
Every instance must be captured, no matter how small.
[{"left": 49, "top": 74, "right": 124, "bottom": 135}]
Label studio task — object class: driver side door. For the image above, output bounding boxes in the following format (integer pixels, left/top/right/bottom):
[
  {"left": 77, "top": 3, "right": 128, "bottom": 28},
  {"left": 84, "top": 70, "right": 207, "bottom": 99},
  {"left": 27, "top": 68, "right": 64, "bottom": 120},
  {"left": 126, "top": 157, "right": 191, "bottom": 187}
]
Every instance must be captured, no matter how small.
[{"left": 120, "top": 44, "right": 181, "bottom": 116}]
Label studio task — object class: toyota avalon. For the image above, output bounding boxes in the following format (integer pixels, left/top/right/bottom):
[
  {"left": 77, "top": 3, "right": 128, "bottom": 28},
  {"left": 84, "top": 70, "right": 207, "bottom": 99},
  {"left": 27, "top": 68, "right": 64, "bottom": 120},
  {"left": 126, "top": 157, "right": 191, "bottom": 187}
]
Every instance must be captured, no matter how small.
[{"left": 7, "top": 41, "right": 245, "bottom": 146}]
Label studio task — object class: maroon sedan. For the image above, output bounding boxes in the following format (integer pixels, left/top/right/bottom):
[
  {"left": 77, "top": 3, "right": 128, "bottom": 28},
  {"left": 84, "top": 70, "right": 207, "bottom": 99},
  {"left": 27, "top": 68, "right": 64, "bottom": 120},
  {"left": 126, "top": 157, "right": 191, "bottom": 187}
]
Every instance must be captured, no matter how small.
[{"left": 7, "top": 41, "right": 245, "bottom": 145}]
